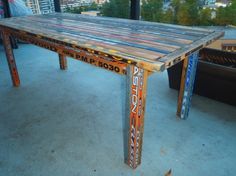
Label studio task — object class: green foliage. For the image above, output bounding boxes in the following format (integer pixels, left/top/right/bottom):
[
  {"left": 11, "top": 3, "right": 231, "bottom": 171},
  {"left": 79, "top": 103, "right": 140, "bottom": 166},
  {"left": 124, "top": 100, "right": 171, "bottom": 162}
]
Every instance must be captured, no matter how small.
[
  {"left": 64, "top": 2, "right": 98, "bottom": 14},
  {"left": 199, "top": 8, "right": 213, "bottom": 26},
  {"left": 186, "top": 0, "right": 199, "bottom": 25},
  {"left": 231, "top": 0, "right": 236, "bottom": 25},
  {"left": 215, "top": 1, "right": 236, "bottom": 26},
  {"left": 176, "top": 0, "right": 199, "bottom": 25},
  {"left": 99, "top": 0, "right": 236, "bottom": 26},
  {"left": 171, "top": 0, "right": 181, "bottom": 23},
  {"left": 176, "top": 4, "right": 191, "bottom": 25},
  {"left": 100, "top": 0, "right": 130, "bottom": 19},
  {"left": 90, "top": 2, "right": 99, "bottom": 10},
  {"left": 161, "top": 8, "right": 174, "bottom": 23},
  {"left": 141, "top": 0, "right": 163, "bottom": 22},
  {"left": 64, "top": 6, "right": 82, "bottom": 14}
]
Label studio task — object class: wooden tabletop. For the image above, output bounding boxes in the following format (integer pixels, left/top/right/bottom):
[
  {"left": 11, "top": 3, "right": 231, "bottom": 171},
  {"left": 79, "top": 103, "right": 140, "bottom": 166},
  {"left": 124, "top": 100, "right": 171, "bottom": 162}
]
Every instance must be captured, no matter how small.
[{"left": 0, "top": 13, "right": 224, "bottom": 72}]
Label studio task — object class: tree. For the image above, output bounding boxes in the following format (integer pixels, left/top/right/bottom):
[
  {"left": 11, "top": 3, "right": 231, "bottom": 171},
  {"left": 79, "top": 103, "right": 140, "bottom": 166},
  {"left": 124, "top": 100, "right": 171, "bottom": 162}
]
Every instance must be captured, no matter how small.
[
  {"left": 141, "top": 0, "right": 163, "bottom": 22},
  {"left": 215, "top": 6, "right": 235, "bottom": 25},
  {"left": 100, "top": 1, "right": 114, "bottom": 17},
  {"left": 100, "top": 0, "right": 130, "bottom": 19},
  {"left": 89, "top": 2, "right": 99, "bottom": 10},
  {"left": 64, "top": 6, "right": 83, "bottom": 14},
  {"left": 213, "top": 0, "right": 236, "bottom": 25},
  {"left": 199, "top": 8, "right": 212, "bottom": 26},
  {"left": 100, "top": 0, "right": 236, "bottom": 26},
  {"left": 231, "top": 0, "right": 236, "bottom": 25},
  {"left": 176, "top": 0, "right": 199, "bottom": 25},
  {"left": 161, "top": 8, "right": 174, "bottom": 24},
  {"left": 177, "top": 4, "right": 190, "bottom": 25},
  {"left": 186, "top": 0, "right": 199, "bottom": 25},
  {"left": 171, "top": 0, "right": 181, "bottom": 23}
]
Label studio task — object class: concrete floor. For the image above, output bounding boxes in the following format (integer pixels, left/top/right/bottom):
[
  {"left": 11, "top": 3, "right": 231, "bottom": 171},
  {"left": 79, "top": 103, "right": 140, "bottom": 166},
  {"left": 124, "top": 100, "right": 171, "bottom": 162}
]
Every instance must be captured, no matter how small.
[{"left": 0, "top": 44, "right": 236, "bottom": 176}]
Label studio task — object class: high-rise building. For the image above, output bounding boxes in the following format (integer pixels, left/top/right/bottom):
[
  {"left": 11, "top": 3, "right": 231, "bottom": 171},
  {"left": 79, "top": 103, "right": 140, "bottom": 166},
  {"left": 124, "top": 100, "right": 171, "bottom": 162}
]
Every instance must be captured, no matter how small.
[
  {"left": 39, "top": 0, "right": 55, "bottom": 14},
  {"left": 24, "top": 0, "right": 55, "bottom": 14},
  {"left": 25, "top": 0, "right": 41, "bottom": 14}
]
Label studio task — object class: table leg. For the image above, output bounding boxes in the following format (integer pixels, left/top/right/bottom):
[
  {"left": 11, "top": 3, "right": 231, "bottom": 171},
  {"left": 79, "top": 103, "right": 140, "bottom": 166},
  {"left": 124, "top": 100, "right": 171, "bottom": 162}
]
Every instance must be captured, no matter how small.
[
  {"left": 10, "top": 37, "right": 18, "bottom": 49},
  {"left": 124, "top": 65, "right": 148, "bottom": 169},
  {"left": 177, "top": 52, "right": 199, "bottom": 119},
  {"left": 59, "top": 54, "right": 67, "bottom": 70},
  {"left": 2, "top": 31, "right": 20, "bottom": 87}
]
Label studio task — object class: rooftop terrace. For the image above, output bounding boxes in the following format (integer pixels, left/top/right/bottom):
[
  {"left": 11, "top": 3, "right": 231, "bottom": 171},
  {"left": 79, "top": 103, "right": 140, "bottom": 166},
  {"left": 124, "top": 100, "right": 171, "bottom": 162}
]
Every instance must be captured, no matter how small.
[{"left": 0, "top": 44, "right": 236, "bottom": 175}]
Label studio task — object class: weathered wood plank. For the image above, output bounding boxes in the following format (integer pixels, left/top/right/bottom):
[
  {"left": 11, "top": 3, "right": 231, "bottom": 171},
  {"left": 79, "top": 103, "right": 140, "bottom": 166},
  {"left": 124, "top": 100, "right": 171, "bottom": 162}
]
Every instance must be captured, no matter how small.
[
  {"left": 0, "top": 13, "right": 223, "bottom": 72},
  {"left": 25, "top": 16, "right": 192, "bottom": 47},
  {"left": 47, "top": 13, "right": 211, "bottom": 37},
  {"left": 1, "top": 20, "right": 173, "bottom": 55},
  {"left": 4, "top": 27, "right": 127, "bottom": 75},
  {"left": 0, "top": 26, "right": 165, "bottom": 72},
  {"left": 159, "top": 31, "right": 224, "bottom": 69}
]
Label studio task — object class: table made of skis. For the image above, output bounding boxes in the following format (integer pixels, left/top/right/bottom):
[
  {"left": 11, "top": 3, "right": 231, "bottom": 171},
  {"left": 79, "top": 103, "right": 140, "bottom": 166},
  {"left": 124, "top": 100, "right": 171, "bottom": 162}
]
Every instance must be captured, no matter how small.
[{"left": 0, "top": 13, "right": 223, "bottom": 169}]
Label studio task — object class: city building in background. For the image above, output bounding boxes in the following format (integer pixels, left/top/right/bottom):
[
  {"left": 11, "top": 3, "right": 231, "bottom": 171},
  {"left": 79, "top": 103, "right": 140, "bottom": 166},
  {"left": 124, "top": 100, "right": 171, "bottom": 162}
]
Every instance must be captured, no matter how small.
[
  {"left": 24, "top": 0, "right": 55, "bottom": 14},
  {"left": 39, "top": 0, "right": 55, "bottom": 14},
  {"left": 22, "top": 0, "right": 232, "bottom": 15},
  {"left": 60, "top": 0, "right": 95, "bottom": 12},
  {"left": 203, "top": 0, "right": 230, "bottom": 9},
  {"left": 25, "top": 0, "right": 41, "bottom": 14}
]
